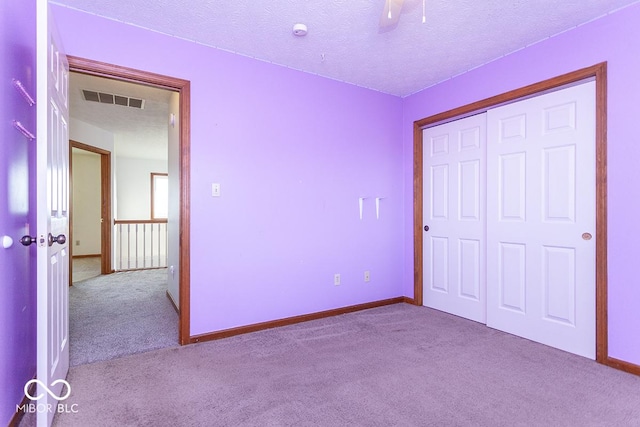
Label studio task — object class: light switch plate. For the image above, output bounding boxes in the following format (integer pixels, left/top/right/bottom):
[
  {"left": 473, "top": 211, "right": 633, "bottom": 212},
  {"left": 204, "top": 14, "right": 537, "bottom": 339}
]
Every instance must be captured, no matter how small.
[{"left": 212, "top": 183, "right": 221, "bottom": 197}]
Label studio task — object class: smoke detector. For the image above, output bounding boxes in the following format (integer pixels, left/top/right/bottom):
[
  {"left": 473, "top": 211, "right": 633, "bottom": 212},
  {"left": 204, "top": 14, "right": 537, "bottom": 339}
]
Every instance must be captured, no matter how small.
[{"left": 293, "top": 23, "right": 307, "bottom": 37}]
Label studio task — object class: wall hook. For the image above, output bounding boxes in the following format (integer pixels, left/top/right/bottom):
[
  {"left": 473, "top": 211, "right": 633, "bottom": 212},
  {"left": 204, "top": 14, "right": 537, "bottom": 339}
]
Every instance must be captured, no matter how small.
[
  {"left": 358, "top": 197, "right": 368, "bottom": 220},
  {"left": 375, "top": 197, "right": 385, "bottom": 219}
]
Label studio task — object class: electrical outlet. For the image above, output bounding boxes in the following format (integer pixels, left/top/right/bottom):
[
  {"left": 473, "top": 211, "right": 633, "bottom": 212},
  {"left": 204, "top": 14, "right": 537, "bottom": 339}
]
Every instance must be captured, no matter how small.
[
  {"left": 364, "top": 270, "right": 370, "bottom": 282},
  {"left": 75, "top": 240, "right": 80, "bottom": 246},
  {"left": 334, "top": 273, "right": 341, "bottom": 286}
]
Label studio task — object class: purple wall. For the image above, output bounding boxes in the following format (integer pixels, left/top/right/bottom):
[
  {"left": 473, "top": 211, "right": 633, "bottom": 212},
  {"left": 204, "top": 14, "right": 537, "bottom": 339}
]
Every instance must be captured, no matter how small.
[
  {"left": 402, "top": 4, "right": 640, "bottom": 365},
  {"left": 46, "top": 2, "right": 640, "bottom": 368},
  {"left": 50, "top": 5, "right": 404, "bottom": 335},
  {"left": 0, "top": 3, "right": 635, "bottom": 422},
  {"left": 0, "top": 0, "right": 37, "bottom": 424}
]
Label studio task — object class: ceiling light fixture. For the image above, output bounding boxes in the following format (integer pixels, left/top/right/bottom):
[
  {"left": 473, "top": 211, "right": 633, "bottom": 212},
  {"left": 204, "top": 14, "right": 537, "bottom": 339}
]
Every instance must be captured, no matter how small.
[{"left": 381, "top": 0, "right": 427, "bottom": 29}]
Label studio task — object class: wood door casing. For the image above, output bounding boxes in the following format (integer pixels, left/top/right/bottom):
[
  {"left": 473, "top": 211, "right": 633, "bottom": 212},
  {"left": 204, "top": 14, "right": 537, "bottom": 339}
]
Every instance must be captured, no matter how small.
[{"left": 67, "top": 56, "right": 192, "bottom": 345}]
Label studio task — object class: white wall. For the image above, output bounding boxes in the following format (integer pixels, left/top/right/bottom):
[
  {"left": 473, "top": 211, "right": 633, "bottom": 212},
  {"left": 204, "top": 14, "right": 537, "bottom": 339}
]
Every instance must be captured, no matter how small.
[
  {"left": 116, "top": 156, "right": 167, "bottom": 219},
  {"left": 70, "top": 118, "right": 115, "bottom": 264},
  {"left": 70, "top": 118, "right": 114, "bottom": 155},
  {"left": 72, "top": 150, "right": 101, "bottom": 255},
  {"left": 167, "top": 92, "right": 180, "bottom": 305}
]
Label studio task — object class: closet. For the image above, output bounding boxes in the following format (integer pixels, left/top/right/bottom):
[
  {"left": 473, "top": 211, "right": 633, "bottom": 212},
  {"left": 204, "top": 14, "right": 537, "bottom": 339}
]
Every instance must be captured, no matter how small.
[{"left": 422, "top": 81, "right": 596, "bottom": 359}]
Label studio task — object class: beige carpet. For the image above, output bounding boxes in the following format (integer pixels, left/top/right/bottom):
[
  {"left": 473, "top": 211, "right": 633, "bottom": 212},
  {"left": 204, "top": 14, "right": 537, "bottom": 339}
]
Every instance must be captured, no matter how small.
[
  {"left": 19, "top": 303, "right": 640, "bottom": 426},
  {"left": 71, "top": 256, "right": 101, "bottom": 283}
]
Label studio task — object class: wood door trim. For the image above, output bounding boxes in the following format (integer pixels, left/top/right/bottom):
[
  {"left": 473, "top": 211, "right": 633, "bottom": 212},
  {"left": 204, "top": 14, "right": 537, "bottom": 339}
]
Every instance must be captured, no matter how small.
[
  {"left": 70, "top": 140, "right": 112, "bottom": 279},
  {"left": 68, "top": 56, "right": 191, "bottom": 345},
  {"left": 413, "top": 63, "right": 611, "bottom": 366},
  {"left": 72, "top": 140, "right": 110, "bottom": 155}
]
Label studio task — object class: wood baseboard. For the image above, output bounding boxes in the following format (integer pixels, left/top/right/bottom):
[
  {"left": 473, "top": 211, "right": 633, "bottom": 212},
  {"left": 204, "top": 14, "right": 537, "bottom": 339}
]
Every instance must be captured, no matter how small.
[
  {"left": 9, "top": 375, "right": 36, "bottom": 427},
  {"left": 72, "top": 254, "right": 101, "bottom": 259},
  {"left": 604, "top": 357, "right": 640, "bottom": 376},
  {"left": 187, "top": 297, "right": 640, "bottom": 378},
  {"left": 166, "top": 290, "right": 179, "bottom": 314},
  {"left": 190, "top": 297, "right": 406, "bottom": 344}
]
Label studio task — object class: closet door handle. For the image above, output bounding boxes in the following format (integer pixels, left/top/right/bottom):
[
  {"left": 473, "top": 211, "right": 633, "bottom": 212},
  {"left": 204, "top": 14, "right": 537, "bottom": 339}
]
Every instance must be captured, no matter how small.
[{"left": 424, "top": 225, "right": 430, "bottom": 232}]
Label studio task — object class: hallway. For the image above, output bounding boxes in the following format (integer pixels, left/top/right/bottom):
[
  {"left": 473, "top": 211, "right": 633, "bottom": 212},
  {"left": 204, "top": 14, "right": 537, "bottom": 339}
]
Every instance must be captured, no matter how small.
[{"left": 69, "top": 268, "right": 178, "bottom": 366}]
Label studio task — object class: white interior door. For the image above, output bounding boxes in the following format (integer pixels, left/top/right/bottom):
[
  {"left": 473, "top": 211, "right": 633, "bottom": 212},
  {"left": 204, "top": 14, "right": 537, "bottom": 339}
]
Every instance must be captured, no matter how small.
[
  {"left": 422, "top": 113, "right": 487, "bottom": 323},
  {"left": 36, "top": 1, "right": 70, "bottom": 425},
  {"left": 486, "top": 81, "right": 596, "bottom": 358}
]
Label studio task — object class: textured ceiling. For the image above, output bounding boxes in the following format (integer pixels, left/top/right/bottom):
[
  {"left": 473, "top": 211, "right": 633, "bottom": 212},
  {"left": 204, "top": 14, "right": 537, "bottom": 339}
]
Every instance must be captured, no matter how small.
[
  {"left": 54, "top": 0, "right": 639, "bottom": 97},
  {"left": 63, "top": 0, "right": 639, "bottom": 160}
]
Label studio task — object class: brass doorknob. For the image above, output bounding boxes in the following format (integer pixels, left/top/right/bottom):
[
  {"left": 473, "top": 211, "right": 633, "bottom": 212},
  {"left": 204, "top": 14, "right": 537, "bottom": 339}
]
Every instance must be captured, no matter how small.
[
  {"left": 20, "top": 235, "right": 37, "bottom": 246},
  {"left": 48, "top": 233, "right": 66, "bottom": 246}
]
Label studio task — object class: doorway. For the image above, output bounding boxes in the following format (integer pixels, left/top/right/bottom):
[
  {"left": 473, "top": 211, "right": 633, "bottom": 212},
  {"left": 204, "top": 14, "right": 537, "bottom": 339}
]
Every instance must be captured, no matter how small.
[
  {"left": 68, "top": 56, "right": 191, "bottom": 345},
  {"left": 70, "top": 140, "right": 112, "bottom": 284}
]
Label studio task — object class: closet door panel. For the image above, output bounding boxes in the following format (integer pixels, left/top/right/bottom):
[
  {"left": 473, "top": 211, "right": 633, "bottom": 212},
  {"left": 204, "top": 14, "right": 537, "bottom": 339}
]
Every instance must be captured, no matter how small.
[
  {"left": 486, "top": 81, "right": 596, "bottom": 359},
  {"left": 423, "top": 113, "right": 487, "bottom": 323}
]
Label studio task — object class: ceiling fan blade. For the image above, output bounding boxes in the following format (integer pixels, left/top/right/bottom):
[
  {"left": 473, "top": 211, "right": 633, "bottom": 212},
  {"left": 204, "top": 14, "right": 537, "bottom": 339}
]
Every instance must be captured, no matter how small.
[{"left": 380, "top": 0, "right": 405, "bottom": 28}]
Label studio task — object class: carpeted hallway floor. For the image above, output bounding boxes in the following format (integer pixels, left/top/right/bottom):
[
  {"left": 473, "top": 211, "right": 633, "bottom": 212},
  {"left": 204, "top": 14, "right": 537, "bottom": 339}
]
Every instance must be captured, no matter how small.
[
  {"left": 71, "top": 256, "right": 101, "bottom": 283},
  {"left": 69, "top": 268, "right": 178, "bottom": 366},
  {"left": 19, "top": 303, "right": 640, "bottom": 426}
]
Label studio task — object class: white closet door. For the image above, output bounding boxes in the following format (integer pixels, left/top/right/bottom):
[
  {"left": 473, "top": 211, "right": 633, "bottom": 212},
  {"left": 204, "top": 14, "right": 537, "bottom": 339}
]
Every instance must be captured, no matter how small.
[
  {"left": 423, "top": 113, "right": 487, "bottom": 323},
  {"left": 486, "top": 81, "right": 596, "bottom": 358}
]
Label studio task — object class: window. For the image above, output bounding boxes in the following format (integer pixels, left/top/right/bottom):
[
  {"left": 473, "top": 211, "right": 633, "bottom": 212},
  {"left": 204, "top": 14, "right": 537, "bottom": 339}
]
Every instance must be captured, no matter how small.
[{"left": 151, "top": 173, "right": 168, "bottom": 219}]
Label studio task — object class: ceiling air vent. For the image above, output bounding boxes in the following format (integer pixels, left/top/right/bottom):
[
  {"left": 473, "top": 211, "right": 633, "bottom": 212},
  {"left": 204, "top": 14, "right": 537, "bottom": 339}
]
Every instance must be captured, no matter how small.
[
  {"left": 98, "top": 92, "right": 114, "bottom": 104},
  {"left": 114, "top": 95, "right": 128, "bottom": 106},
  {"left": 128, "top": 98, "right": 143, "bottom": 109},
  {"left": 82, "top": 89, "right": 145, "bottom": 109},
  {"left": 82, "top": 90, "right": 100, "bottom": 102}
]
